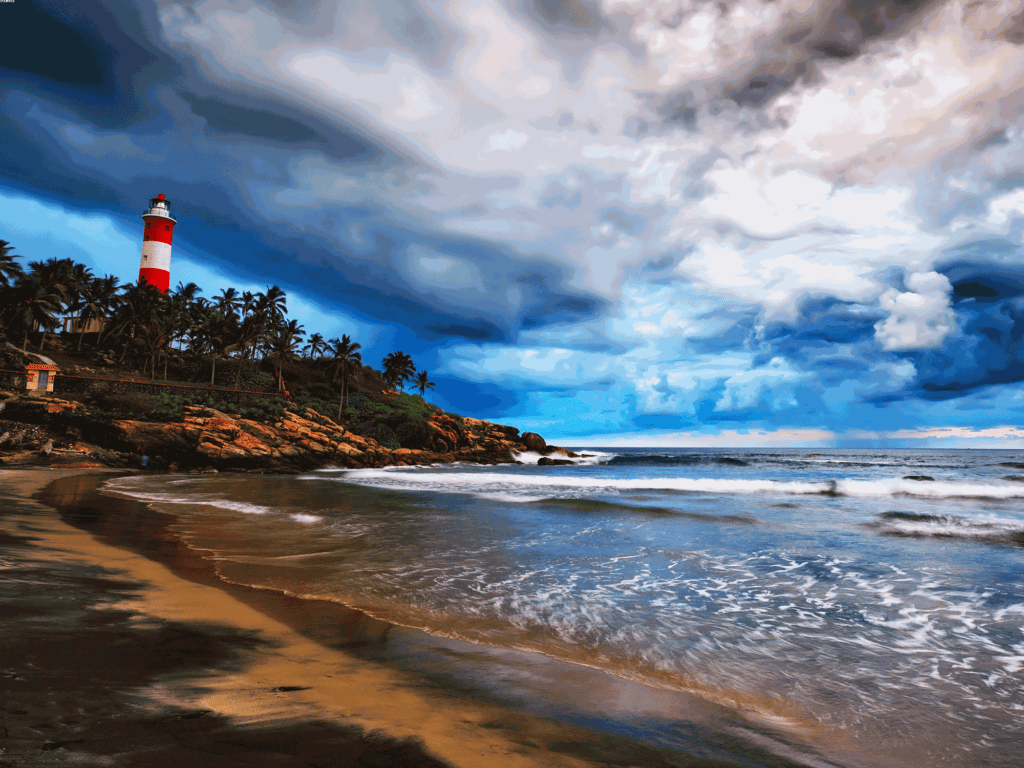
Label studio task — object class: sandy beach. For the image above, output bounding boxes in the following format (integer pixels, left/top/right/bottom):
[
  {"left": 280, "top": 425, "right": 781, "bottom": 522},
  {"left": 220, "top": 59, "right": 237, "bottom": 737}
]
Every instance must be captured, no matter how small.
[{"left": 1, "top": 469, "right": 752, "bottom": 768}]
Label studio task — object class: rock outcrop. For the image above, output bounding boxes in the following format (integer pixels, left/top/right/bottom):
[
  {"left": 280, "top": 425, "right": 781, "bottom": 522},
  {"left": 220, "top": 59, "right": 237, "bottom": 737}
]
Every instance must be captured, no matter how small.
[
  {"left": 0, "top": 395, "right": 550, "bottom": 472},
  {"left": 537, "top": 456, "right": 573, "bottom": 466},
  {"left": 521, "top": 431, "right": 546, "bottom": 452}
]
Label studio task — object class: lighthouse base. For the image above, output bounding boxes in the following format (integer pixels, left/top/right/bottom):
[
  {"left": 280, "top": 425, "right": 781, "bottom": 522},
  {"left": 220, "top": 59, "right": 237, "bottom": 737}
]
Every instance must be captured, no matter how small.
[{"left": 138, "top": 268, "right": 170, "bottom": 293}]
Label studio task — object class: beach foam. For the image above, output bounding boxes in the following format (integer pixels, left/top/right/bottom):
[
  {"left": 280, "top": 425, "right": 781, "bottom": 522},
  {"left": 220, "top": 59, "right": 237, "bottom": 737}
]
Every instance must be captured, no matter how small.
[{"left": 330, "top": 469, "right": 1024, "bottom": 501}]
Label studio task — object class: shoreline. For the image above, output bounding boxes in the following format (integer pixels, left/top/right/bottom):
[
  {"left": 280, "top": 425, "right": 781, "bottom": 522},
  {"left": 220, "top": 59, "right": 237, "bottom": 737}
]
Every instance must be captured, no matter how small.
[{"left": 3, "top": 468, "right": 769, "bottom": 768}]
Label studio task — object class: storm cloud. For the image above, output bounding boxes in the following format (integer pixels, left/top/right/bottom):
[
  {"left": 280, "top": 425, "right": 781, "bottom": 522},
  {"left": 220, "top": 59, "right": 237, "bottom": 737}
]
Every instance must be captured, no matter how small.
[{"left": 3, "top": 0, "right": 1024, "bottom": 443}]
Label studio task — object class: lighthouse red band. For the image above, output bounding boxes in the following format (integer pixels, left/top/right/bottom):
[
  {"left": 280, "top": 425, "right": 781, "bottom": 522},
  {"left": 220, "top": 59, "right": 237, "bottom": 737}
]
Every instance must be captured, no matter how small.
[{"left": 139, "top": 193, "right": 176, "bottom": 293}]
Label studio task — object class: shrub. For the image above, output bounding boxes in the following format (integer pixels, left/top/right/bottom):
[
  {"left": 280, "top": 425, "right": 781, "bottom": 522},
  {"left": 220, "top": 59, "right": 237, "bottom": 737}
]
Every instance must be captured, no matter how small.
[{"left": 363, "top": 421, "right": 400, "bottom": 450}]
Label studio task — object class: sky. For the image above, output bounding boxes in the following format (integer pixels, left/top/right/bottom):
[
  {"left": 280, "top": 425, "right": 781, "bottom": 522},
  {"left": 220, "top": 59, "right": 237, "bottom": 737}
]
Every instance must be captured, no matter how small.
[{"left": 3, "top": 0, "right": 1024, "bottom": 447}]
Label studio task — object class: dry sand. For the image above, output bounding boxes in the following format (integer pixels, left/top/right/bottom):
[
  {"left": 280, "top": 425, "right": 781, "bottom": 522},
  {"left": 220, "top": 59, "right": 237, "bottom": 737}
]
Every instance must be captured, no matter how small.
[{"left": 0, "top": 468, "right": 626, "bottom": 768}]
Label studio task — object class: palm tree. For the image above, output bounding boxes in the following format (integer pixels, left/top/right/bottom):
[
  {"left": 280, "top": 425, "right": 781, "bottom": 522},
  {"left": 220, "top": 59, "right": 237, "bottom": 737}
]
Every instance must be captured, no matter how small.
[
  {"left": 91, "top": 275, "right": 122, "bottom": 345},
  {"left": 27, "top": 258, "right": 77, "bottom": 351},
  {"left": 414, "top": 370, "right": 435, "bottom": 399},
  {"left": 0, "top": 240, "right": 24, "bottom": 289},
  {"left": 195, "top": 306, "right": 237, "bottom": 386},
  {"left": 168, "top": 282, "right": 201, "bottom": 351},
  {"left": 135, "top": 306, "right": 172, "bottom": 379},
  {"left": 382, "top": 351, "right": 415, "bottom": 392},
  {"left": 248, "top": 286, "right": 287, "bottom": 361},
  {"left": 70, "top": 274, "right": 119, "bottom": 351},
  {"left": 214, "top": 287, "right": 241, "bottom": 318},
  {"left": 304, "top": 332, "right": 326, "bottom": 360},
  {"left": 109, "top": 282, "right": 164, "bottom": 363},
  {"left": 267, "top": 318, "right": 305, "bottom": 392},
  {"left": 8, "top": 275, "right": 63, "bottom": 353},
  {"left": 256, "top": 286, "right": 287, "bottom": 326},
  {"left": 327, "top": 334, "right": 362, "bottom": 416},
  {"left": 231, "top": 312, "right": 265, "bottom": 390},
  {"left": 68, "top": 262, "right": 94, "bottom": 304}
]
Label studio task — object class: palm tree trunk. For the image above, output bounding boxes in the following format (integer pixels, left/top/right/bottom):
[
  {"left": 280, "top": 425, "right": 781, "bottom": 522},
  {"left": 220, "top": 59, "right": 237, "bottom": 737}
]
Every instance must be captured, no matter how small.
[
  {"left": 37, "top": 330, "right": 47, "bottom": 352},
  {"left": 234, "top": 350, "right": 245, "bottom": 390},
  {"left": 77, "top": 321, "right": 85, "bottom": 352},
  {"left": 210, "top": 357, "right": 216, "bottom": 386},
  {"left": 342, "top": 368, "right": 350, "bottom": 421}
]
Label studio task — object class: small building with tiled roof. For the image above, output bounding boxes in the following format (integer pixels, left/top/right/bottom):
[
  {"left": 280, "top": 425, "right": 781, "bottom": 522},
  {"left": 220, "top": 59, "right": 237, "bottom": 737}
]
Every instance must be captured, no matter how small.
[{"left": 25, "top": 364, "right": 59, "bottom": 392}]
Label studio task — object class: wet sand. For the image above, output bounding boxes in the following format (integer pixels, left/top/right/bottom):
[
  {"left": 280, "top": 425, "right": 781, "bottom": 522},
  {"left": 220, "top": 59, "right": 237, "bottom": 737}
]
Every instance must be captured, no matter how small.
[{"left": 1, "top": 469, "right": 767, "bottom": 768}]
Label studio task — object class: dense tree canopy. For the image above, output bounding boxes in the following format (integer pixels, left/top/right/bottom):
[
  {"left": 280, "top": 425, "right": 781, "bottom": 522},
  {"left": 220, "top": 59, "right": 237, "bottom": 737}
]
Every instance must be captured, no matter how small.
[{"left": 0, "top": 242, "right": 437, "bottom": 407}]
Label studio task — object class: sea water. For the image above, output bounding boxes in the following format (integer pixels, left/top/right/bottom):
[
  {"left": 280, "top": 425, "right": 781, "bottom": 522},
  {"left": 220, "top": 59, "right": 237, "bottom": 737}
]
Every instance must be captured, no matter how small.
[{"left": 104, "top": 448, "right": 1024, "bottom": 767}]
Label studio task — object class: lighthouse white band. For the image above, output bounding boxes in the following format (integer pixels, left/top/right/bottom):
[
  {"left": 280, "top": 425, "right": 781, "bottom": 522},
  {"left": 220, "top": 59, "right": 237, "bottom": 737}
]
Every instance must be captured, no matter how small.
[{"left": 140, "top": 240, "right": 171, "bottom": 272}]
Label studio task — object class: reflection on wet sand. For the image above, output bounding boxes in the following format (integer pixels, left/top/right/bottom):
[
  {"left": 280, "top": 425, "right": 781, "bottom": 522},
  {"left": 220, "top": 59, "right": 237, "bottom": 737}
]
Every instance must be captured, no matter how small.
[{"left": 36, "top": 471, "right": 844, "bottom": 767}]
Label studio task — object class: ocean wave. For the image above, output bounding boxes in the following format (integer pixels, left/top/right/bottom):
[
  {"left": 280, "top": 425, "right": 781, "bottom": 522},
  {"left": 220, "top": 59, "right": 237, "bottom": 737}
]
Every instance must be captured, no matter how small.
[
  {"left": 875, "top": 512, "right": 1024, "bottom": 544},
  {"left": 103, "top": 477, "right": 283, "bottom": 515},
  {"left": 333, "top": 470, "right": 1024, "bottom": 502},
  {"left": 289, "top": 513, "right": 323, "bottom": 524},
  {"left": 836, "top": 479, "right": 1024, "bottom": 499},
  {"left": 514, "top": 450, "right": 612, "bottom": 465},
  {"left": 602, "top": 454, "right": 749, "bottom": 467},
  {"left": 336, "top": 470, "right": 829, "bottom": 498},
  {"left": 532, "top": 497, "right": 757, "bottom": 524}
]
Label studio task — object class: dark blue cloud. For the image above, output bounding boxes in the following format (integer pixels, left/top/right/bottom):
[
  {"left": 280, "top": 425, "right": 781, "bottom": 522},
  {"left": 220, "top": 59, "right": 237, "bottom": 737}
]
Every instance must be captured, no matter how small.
[
  {"left": 178, "top": 93, "right": 380, "bottom": 158},
  {"left": 427, "top": 375, "right": 522, "bottom": 418},
  {"left": 0, "top": 0, "right": 607, "bottom": 350},
  {"left": 773, "top": 297, "right": 881, "bottom": 347},
  {"left": 0, "top": 1, "right": 107, "bottom": 89},
  {"left": 911, "top": 300, "right": 1024, "bottom": 399}
]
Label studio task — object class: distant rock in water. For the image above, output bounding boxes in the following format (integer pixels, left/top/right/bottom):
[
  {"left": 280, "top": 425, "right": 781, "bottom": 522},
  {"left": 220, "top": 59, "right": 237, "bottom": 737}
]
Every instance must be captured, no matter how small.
[
  {"left": 881, "top": 511, "right": 943, "bottom": 522},
  {"left": 902, "top": 475, "right": 935, "bottom": 481},
  {"left": 537, "top": 456, "right": 573, "bottom": 466},
  {"left": 542, "top": 445, "right": 577, "bottom": 458}
]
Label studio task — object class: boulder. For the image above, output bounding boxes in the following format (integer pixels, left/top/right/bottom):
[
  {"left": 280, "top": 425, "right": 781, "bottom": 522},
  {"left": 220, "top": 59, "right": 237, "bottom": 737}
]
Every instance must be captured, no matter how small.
[
  {"left": 521, "top": 432, "right": 546, "bottom": 452},
  {"left": 542, "top": 445, "right": 578, "bottom": 458},
  {"left": 537, "top": 456, "right": 573, "bottom": 466}
]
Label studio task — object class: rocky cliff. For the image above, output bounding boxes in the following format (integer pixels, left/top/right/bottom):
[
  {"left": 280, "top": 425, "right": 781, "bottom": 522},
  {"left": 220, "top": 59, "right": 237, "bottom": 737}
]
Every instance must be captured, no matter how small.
[{"left": 0, "top": 396, "right": 575, "bottom": 472}]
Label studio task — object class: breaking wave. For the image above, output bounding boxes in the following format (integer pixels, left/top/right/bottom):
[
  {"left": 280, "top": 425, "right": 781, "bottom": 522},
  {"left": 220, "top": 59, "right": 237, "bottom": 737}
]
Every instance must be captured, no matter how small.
[
  {"left": 334, "top": 469, "right": 1024, "bottom": 502},
  {"left": 876, "top": 511, "right": 1024, "bottom": 545},
  {"left": 602, "top": 454, "right": 749, "bottom": 467}
]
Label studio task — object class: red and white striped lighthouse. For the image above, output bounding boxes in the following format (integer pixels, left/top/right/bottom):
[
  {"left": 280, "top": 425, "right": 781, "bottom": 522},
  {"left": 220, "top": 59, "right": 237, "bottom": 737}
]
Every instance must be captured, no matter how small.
[{"left": 138, "top": 193, "right": 176, "bottom": 293}]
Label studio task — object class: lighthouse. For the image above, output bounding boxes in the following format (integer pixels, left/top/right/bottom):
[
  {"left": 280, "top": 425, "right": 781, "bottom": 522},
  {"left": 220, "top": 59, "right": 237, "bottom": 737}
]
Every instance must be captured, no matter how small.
[{"left": 138, "top": 193, "right": 176, "bottom": 293}]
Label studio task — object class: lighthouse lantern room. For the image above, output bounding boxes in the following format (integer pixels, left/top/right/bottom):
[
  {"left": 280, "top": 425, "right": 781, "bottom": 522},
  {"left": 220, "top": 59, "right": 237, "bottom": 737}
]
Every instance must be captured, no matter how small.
[{"left": 139, "top": 193, "right": 176, "bottom": 293}]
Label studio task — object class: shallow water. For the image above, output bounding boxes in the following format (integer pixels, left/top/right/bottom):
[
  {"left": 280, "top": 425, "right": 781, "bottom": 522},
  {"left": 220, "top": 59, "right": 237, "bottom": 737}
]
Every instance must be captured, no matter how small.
[{"left": 104, "top": 448, "right": 1024, "bottom": 767}]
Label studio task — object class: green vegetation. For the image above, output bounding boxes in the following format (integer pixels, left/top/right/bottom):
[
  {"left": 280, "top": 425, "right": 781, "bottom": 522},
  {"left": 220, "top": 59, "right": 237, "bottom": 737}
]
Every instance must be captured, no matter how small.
[
  {"left": 340, "top": 390, "right": 443, "bottom": 450},
  {"left": 86, "top": 390, "right": 291, "bottom": 423},
  {"left": 0, "top": 240, "right": 446, "bottom": 445}
]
